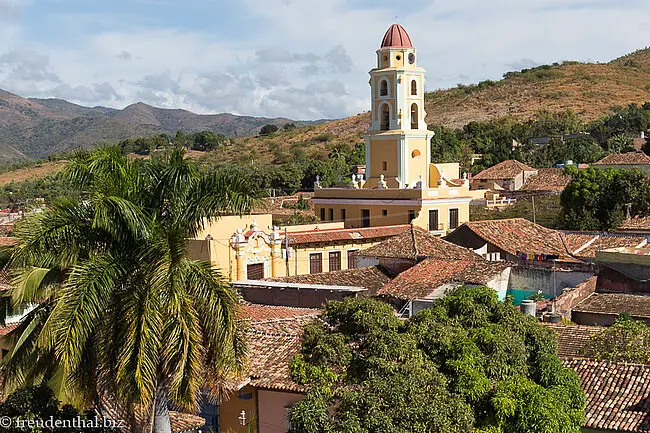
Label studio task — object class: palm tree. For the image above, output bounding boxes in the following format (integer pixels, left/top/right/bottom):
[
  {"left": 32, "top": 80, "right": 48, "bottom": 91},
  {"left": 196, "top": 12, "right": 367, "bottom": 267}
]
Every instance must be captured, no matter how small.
[{"left": 1, "top": 146, "right": 259, "bottom": 433}]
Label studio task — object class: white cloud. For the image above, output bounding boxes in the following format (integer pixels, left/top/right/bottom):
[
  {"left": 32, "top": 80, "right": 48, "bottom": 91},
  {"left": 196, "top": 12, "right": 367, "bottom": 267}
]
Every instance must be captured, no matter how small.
[{"left": 1, "top": 0, "right": 650, "bottom": 120}]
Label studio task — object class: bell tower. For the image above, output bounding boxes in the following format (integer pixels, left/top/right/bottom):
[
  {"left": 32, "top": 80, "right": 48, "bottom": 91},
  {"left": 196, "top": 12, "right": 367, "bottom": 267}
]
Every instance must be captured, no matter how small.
[{"left": 365, "top": 24, "right": 433, "bottom": 189}]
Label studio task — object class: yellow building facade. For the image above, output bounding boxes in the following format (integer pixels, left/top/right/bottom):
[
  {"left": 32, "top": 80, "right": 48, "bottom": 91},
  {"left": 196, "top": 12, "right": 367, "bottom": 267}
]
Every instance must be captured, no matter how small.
[
  {"left": 313, "top": 24, "right": 483, "bottom": 233},
  {"left": 188, "top": 215, "right": 409, "bottom": 281}
]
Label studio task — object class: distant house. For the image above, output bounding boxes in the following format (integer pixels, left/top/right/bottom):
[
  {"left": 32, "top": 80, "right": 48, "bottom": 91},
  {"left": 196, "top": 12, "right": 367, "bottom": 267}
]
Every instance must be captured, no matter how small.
[
  {"left": 376, "top": 258, "right": 512, "bottom": 315},
  {"left": 444, "top": 218, "right": 577, "bottom": 264},
  {"left": 444, "top": 218, "right": 594, "bottom": 299},
  {"left": 354, "top": 226, "right": 482, "bottom": 274},
  {"left": 617, "top": 215, "right": 650, "bottom": 234},
  {"left": 592, "top": 151, "right": 650, "bottom": 175},
  {"left": 560, "top": 231, "right": 647, "bottom": 263},
  {"left": 470, "top": 160, "right": 538, "bottom": 191},
  {"left": 571, "top": 292, "right": 650, "bottom": 326},
  {"left": 527, "top": 133, "right": 590, "bottom": 147},
  {"left": 518, "top": 168, "right": 572, "bottom": 194}
]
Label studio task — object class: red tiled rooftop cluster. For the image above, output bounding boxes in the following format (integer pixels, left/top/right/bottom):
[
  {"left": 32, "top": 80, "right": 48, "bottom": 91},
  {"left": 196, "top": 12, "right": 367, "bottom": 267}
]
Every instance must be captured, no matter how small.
[{"left": 472, "top": 160, "right": 536, "bottom": 180}]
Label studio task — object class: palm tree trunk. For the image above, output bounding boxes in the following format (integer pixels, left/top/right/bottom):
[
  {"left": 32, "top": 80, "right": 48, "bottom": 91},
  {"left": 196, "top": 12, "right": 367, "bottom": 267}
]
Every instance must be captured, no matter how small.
[{"left": 152, "top": 384, "right": 172, "bottom": 433}]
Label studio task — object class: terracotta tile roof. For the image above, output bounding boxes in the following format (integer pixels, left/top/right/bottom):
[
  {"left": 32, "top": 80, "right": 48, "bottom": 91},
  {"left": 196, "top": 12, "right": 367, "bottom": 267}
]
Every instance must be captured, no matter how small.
[
  {"left": 472, "top": 160, "right": 536, "bottom": 180},
  {"left": 573, "top": 293, "right": 650, "bottom": 319},
  {"left": 245, "top": 314, "right": 318, "bottom": 392},
  {"left": 267, "top": 266, "right": 392, "bottom": 296},
  {"left": 544, "top": 323, "right": 601, "bottom": 359},
  {"left": 0, "top": 323, "right": 19, "bottom": 336},
  {"left": 238, "top": 303, "right": 320, "bottom": 321},
  {"left": 0, "top": 268, "right": 10, "bottom": 288},
  {"left": 0, "top": 237, "right": 18, "bottom": 247},
  {"left": 560, "top": 233, "right": 597, "bottom": 255},
  {"left": 168, "top": 412, "right": 207, "bottom": 433},
  {"left": 377, "top": 258, "right": 512, "bottom": 300},
  {"left": 520, "top": 168, "right": 571, "bottom": 191},
  {"left": 561, "top": 232, "right": 647, "bottom": 259},
  {"left": 593, "top": 151, "right": 650, "bottom": 165},
  {"left": 619, "top": 215, "right": 650, "bottom": 232},
  {"left": 235, "top": 303, "right": 320, "bottom": 392},
  {"left": 357, "top": 226, "right": 482, "bottom": 261},
  {"left": 455, "top": 218, "right": 578, "bottom": 261},
  {"left": 563, "top": 358, "right": 650, "bottom": 433},
  {"left": 286, "top": 225, "right": 410, "bottom": 246}
]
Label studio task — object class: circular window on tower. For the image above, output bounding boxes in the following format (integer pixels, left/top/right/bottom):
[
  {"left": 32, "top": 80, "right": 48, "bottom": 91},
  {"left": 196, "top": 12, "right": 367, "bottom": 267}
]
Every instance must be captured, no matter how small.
[
  {"left": 408, "top": 53, "right": 415, "bottom": 64},
  {"left": 396, "top": 55, "right": 402, "bottom": 61}
]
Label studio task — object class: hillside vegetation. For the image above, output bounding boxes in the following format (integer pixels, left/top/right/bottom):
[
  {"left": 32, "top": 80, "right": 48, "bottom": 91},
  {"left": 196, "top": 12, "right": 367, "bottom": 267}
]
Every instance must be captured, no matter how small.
[
  {"left": 4, "top": 48, "right": 650, "bottom": 183},
  {"left": 209, "top": 48, "right": 650, "bottom": 165},
  {"left": 0, "top": 90, "right": 315, "bottom": 163}
]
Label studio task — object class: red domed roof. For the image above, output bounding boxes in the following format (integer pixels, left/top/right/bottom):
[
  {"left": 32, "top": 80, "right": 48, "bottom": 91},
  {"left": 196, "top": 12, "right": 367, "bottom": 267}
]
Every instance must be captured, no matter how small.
[{"left": 380, "top": 24, "right": 413, "bottom": 49}]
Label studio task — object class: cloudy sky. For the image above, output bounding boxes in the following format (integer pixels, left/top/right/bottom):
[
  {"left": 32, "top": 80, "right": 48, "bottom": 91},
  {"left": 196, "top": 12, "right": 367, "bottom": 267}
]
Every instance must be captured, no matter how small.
[{"left": 1, "top": 0, "right": 649, "bottom": 120}]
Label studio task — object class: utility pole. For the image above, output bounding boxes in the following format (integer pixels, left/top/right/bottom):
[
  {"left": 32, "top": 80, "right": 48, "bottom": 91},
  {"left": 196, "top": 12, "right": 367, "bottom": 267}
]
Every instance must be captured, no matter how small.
[
  {"left": 552, "top": 259, "right": 557, "bottom": 314},
  {"left": 531, "top": 195, "right": 536, "bottom": 224},
  {"left": 284, "top": 228, "right": 290, "bottom": 276}
]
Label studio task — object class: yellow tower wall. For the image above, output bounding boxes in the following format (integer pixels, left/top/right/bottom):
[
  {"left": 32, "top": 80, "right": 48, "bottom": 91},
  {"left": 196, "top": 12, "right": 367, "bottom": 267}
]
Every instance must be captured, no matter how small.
[
  {"left": 406, "top": 137, "right": 429, "bottom": 187},
  {"left": 369, "top": 138, "right": 398, "bottom": 179}
]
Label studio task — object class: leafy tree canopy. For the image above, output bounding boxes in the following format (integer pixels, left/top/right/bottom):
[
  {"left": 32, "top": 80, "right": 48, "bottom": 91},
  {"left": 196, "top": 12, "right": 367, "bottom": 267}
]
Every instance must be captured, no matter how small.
[
  {"left": 588, "top": 313, "right": 650, "bottom": 364},
  {"left": 289, "top": 287, "right": 585, "bottom": 433},
  {"left": 560, "top": 167, "right": 650, "bottom": 230},
  {"left": 259, "top": 124, "right": 279, "bottom": 136},
  {"left": 0, "top": 385, "right": 117, "bottom": 432}
]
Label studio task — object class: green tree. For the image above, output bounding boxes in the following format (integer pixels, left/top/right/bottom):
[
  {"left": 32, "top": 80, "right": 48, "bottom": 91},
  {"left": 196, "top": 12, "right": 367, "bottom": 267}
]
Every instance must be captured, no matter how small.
[
  {"left": 606, "top": 134, "right": 634, "bottom": 153},
  {"left": 0, "top": 384, "right": 118, "bottom": 432},
  {"left": 282, "top": 123, "right": 297, "bottom": 131},
  {"left": 561, "top": 167, "right": 650, "bottom": 230},
  {"left": 2, "top": 146, "right": 258, "bottom": 433},
  {"left": 259, "top": 124, "right": 279, "bottom": 136},
  {"left": 289, "top": 287, "right": 585, "bottom": 433},
  {"left": 588, "top": 313, "right": 650, "bottom": 363}
]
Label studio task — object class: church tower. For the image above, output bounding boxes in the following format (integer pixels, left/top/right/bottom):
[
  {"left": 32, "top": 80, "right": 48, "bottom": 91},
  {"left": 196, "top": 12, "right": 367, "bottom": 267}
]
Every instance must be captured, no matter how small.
[
  {"left": 313, "top": 23, "right": 482, "bottom": 233},
  {"left": 365, "top": 24, "right": 433, "bottom": 189}
]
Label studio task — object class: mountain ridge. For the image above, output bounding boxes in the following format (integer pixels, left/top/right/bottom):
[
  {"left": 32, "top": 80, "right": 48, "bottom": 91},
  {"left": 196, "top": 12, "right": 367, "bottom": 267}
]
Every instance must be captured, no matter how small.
[
  {"left": 3, "top": 47, "right": 650, "bottom": 165},
  {"left": 0, "top": 91, "right": 320, "bottom": 163}
]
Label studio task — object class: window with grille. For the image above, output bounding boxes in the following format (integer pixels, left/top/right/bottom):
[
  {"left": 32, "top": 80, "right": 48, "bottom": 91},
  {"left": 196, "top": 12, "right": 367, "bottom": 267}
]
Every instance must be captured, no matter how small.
[
  {"left": 246, "top": 263, "right": 264, "bottom": 280},
  {"left": 429, "top": 209, "right": 439, "bottom": 231},
  {"left": 309, "top": 253, "right": 323, "bottom": 274},
  {"left": 380, "top": 105, "right": 390, "bottom": 130},
  {"left": 347, "top": 250, "right": 359, "bottom": 269},
  {"left": 329, "top": 251, "right": 341, "bottom": 272},
  {"left": 411, "top": 103, "right": 419, "bottom": 129},
  {"left": 449, "top": 208, "right": 459, "bottom": 229}
]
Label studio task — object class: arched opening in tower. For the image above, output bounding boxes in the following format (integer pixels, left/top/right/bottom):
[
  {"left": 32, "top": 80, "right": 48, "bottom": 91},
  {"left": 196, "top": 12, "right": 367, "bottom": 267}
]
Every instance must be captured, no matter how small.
[
  {"left": 411, "top": 103, "right": 418, "bottom": 129},
  {"left": 381, "top": 104, "right": 390, "bottom": 130}
]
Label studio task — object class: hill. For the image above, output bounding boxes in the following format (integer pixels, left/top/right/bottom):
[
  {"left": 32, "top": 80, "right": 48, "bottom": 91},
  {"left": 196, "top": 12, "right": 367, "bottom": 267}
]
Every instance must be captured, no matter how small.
[
  {"left": 0, "top": 91, "right": 316, "bottom": 163},
  {"left": 215, "top": 47, "right": 650, "bottom": 164},
  {"left": 4, "top": 47, "right": 650, "bottom": 172}
]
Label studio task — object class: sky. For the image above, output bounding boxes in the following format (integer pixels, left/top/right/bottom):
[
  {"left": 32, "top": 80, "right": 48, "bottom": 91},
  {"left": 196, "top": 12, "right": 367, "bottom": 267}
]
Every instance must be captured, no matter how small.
[{"left": 1, "top": 0, "right": 650, "bottom": 120}]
